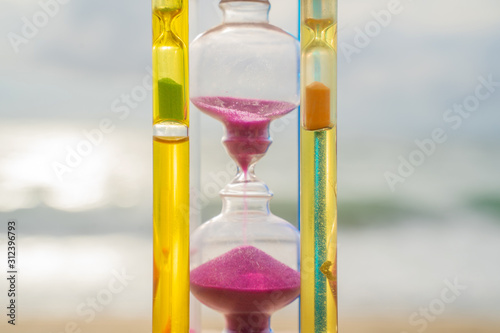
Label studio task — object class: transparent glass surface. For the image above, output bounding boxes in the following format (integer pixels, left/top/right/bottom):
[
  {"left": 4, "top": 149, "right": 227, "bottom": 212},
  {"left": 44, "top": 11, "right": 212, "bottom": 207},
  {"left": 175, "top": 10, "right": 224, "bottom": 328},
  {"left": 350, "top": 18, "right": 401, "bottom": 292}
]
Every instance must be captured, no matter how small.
[{"left": 189, "top": 1, "right": 300, "bottom": 332}]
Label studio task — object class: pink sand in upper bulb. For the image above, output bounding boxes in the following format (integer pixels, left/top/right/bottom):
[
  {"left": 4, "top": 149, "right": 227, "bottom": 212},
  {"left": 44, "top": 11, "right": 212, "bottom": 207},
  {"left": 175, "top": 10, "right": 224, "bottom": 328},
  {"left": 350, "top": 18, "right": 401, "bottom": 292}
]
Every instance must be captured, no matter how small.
[
  {"left": 190, "top": 245, "right": 300, "bottom": 333},
  {"left": 191, "top": 96, "right": 297, "bottom": 172}
]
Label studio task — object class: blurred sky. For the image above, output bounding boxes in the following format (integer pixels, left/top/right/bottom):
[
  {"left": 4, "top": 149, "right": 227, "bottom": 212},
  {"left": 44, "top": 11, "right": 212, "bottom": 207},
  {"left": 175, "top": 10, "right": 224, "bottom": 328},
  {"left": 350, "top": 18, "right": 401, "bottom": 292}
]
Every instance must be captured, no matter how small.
[
  {"left": 1, "top": 0, "right": 500, "bottom": 331},
  {"left": 0, "top": 0, "right": 499, "bottom": 213}
]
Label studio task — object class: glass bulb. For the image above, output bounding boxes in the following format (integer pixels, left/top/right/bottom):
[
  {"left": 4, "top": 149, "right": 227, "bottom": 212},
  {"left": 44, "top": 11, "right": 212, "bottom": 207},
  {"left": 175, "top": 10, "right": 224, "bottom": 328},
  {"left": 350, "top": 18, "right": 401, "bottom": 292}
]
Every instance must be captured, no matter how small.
[{"left": 190, "top": 1, "right": 300, "bottom": 332}]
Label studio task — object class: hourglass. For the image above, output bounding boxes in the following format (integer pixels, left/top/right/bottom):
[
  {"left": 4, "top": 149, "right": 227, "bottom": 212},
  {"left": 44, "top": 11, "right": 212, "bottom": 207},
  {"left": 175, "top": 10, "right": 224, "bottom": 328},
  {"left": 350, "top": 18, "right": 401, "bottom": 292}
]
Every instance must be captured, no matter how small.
[{"left": 189, "top": 0, "right": 300, "bottom": 332}]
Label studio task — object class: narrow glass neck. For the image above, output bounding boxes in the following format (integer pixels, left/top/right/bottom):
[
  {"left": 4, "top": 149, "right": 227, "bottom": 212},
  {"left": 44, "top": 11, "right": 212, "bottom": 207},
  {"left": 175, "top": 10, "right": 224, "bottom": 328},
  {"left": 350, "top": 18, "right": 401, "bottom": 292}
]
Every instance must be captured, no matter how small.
[
  {"left": 220, "top": 1, "right": 270, "bottom": 24},
  {"left": 220, "top": 164, "right": 273, "bottom": 198},
  {"left": 221, "top": 195, "right": 271, "bottom": 216}
]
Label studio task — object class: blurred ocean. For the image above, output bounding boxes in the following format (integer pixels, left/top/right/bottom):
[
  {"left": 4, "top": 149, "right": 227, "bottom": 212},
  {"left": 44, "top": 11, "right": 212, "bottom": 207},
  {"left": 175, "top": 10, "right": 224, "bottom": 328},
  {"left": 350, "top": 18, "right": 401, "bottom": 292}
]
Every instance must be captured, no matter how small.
[
  {"left": 1, "top": 210, "right": 500, "bottom": 322},
  {"left": 1, "top": 122, "right": 499, "bottom": 324}
]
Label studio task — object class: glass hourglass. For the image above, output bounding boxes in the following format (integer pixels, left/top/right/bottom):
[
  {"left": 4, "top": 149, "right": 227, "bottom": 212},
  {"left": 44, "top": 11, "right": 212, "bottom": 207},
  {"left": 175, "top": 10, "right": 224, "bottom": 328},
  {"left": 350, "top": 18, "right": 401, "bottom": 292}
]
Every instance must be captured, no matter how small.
[{"left": 189, "top": 0, "right": 300, "bottom": 332}]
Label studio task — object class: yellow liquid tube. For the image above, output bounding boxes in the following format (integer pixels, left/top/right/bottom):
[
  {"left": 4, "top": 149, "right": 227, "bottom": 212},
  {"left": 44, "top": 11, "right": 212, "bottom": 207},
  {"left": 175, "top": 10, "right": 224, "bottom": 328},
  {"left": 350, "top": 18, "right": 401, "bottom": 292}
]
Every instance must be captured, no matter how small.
[
  {"left": 299, "top": 0, "right": 338, "bottom": 332},
  {"left": 152, "top": 0, "right": 189, "bottom": 332}
]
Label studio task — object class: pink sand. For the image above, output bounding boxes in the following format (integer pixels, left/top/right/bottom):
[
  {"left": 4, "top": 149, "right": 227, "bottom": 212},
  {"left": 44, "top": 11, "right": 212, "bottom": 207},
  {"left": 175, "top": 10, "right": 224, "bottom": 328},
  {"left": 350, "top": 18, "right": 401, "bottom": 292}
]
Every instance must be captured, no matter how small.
[
  {"left": 190, "top": 245, "right": 300, "bottom": 333},
  {"left": 191, "top": 96, "right": 296, "bottom": 172}
]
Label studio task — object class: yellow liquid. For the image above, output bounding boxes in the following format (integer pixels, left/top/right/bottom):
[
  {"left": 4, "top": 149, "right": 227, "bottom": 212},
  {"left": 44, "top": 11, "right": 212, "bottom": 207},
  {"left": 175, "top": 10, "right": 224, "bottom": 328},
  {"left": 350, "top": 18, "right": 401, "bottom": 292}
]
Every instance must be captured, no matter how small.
[
  {"left": 153, "top": 136, "right": 190, "bottom": 333},
  {"left": 302, "top": 18, "right": 336, "bottom": 52},
  {"left": 152, "top": 0, "right": 189, "bottom": 125},
  {"left": 152, "top": 1, "right": 189, "bottom": 331},
  {"left": 300, "top": 2, "right": 337, "bottom": 330},
  {"left": 300, "top": 126, "right": 337, "bottom": 333}
]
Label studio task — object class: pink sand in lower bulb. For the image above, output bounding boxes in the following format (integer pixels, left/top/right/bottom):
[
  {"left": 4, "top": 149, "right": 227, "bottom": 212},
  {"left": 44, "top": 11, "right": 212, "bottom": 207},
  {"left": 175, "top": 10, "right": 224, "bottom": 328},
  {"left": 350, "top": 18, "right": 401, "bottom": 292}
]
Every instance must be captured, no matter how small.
[
  {"left": 191, "top": 96, "right": 296, "bottom": 172},
  {"left": 190, "top": 245, "right": 300, "bottom": 333}
]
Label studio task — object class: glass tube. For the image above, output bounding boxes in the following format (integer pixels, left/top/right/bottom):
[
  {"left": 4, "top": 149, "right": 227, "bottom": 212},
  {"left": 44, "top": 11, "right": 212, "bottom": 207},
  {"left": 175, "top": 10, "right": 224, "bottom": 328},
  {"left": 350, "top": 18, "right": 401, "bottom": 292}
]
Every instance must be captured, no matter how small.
[
  {"left": 152, "top": 0, "right": 190, "bottom": 332},
  {"left": 299, "top": 0, "right": 338, "bottom": 332},
  {"left": 189, "top": 1, "right": 301, "bottom": 332}
]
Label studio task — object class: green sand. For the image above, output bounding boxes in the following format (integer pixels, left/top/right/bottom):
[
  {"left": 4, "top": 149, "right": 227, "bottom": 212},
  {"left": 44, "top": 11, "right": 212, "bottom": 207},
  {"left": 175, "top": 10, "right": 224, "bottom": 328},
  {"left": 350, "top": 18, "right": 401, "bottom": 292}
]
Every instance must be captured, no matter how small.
[{"left": 158, "top": 77, "right": 183, "bottom": 121}]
